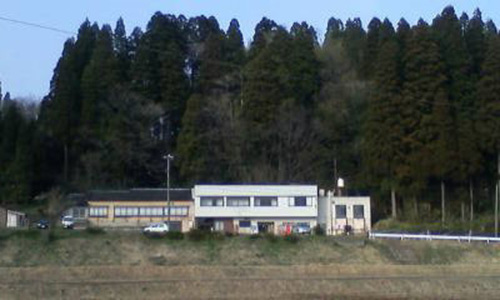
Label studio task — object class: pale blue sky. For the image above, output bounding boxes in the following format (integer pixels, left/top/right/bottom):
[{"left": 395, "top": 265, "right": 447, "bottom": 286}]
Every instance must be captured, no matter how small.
[{"left": 0, "top": 1, "right": 498, "bottom": 99}]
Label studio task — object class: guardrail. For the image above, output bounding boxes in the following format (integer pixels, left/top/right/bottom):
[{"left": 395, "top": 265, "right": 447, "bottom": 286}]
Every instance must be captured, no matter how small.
[{"left": 369, "top": 232, "right": 500, "bottom": 243}]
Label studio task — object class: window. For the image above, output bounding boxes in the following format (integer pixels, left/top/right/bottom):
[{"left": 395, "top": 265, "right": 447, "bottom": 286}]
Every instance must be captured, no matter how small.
[
  {"left": 200, "top": 197, "right": 224, "bottom": 207},
  {"left": 166, "top": 206, "right": 189, "bottom": 216},
  {"left": 139, "top": 207, "right": 163, "bottom": 217},
  {"left": 254, "top": 197, "right": 278, "bottom": 207},
  {"left": 289, "top": 197, "right": 309, "bottom": 207},
  {"left": 214, "top": 221, "right": 224, "bottom": 231},
  {"left": 114, "top": 207, "right": 139, "bottom": 217},
  {"left": 239, "top": 220, "right": 251, "bottom": 228},
  {"left": 336, "top": 205, "right": 346, "bottom": 219},
  {"left": 227, "top": 197, "right": 250, "bottom": 207},
  {"left": 354, "top": 205, "right": 364, "bottom": 219},
  {"left": 90, "top": 206, "right": 108, "bottom": 217}
]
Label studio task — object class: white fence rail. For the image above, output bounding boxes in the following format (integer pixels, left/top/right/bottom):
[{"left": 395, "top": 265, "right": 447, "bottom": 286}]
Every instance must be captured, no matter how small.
[{"left": 369, "top": 232, "right": 500, "bottom": 243}]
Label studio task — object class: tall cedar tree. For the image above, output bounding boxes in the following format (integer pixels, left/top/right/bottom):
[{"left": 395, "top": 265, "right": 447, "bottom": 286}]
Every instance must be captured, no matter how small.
[
  {"left": 363, "top": 18, "right": 382, "bottom": 78},
  {"left": 80, "top": 25, "right": 120, "bottom": 145},
  {"left": 114, "top": 17, "right": 131, "bottom": 82},
  {"left": 44, "top": 21, "right": 99, "bottom": 182},
  {"left": 177, "top": 19, "right": 244, "bottom": 183},
  {"left": 225, "top": 19, "right": 245, "bottom": 67},
  {"left": 362, "top": 19, "right": 403, "bottom": 218},
  {"left": 399, "top": 20, "right": 449, "bottom": 216},
  {"left": 131, "top": 13, "right": 189, "bottom": 151},
  {"left": 343, "top": 18, "right": 366, "bottom": 74},
  {"left": 432, "top": 6, "right": 481, "bottom": 220},
  {"left": 186, "top": 16, "right": 223, "bottom": 89},
  {"left": 0, "top": 102, "right": 22, "bottom": 205},
  {"left": 242, "top": 26, "right": 293, "bottom": 181},
  {"left": 477, "top": 34, "right": 500, "bottom": 182}
]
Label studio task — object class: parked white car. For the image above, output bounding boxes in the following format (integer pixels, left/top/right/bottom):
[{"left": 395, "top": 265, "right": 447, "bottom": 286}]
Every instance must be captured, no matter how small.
[
  {"left": 61, "top": 215, "right": 75, "bottom": 229},
  {"left": 293, "top": 224, "right": 311, "bottom": 235},
  {"left": 143, "top": 223, "right": 169, "bottom": 235}
]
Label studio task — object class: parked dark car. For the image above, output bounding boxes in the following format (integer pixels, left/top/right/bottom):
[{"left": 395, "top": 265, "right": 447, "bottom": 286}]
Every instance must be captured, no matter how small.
[{"left": 36, "top": 219, "right": 49, "bottom": 229}]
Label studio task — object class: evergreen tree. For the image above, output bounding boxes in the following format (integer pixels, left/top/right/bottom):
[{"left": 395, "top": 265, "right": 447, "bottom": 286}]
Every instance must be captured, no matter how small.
[
  {"left": 80, "top": 24, "right": 119, "bottom": 141},
  {"left": 343, "top": 18, "right": 366, "bottom": 74},
  {"left": 433, "top": 6, "right": 481, "bottom": 220},
  {"left": 289, "top": 22, "right": 321, "bottom": 107},
  {"left": 42, "top": 20, "right": 99, "bottom": 183},
  {"left": 186, "top": 15, "right": 224, "bottom": 88},
  {"left": 248, "top": 17, "right": 279, "bottom": 59},
  {"left": 363, "top": 17, "right": 382, "bottom": 78},
  {"left": 114, "top": 17, "right": 131, "bottom": 81},
  {"left": 130, "top": 13, "right": 189, "bottom": 151},
  {"left": 325, "top": 17, "right": 344, "bottom": 42},
  {"left": 477, "top": 34, "right": 500, "bottom": 187},
  {"left": 464, "top": 9, "right": 485, "bottom": 78},
  {"left": 225, "top": 19, "right": 245, "bottom": 66},
  {"left": 363, "top": 30, "right": 402, "bottom": 218},
  {"left": 399, "top": 20, "right": 449, "bottom": 216}
]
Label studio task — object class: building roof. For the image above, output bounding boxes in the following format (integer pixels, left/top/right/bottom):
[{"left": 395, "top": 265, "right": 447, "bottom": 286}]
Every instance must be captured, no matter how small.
[
  {"left": 87, "top": 188, "right": 192, "bottom": 202},
  {"left": 194, "top": 185, "right": 318, "bottom": 197}
]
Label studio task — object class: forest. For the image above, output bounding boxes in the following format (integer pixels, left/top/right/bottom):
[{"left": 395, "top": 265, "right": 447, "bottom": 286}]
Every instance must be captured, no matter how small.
[{"left": 0, "top": 5, "right": 499, "bottom": 222}]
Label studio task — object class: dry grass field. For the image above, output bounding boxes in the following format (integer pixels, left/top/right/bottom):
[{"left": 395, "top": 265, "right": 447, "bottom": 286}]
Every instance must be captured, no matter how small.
[{"left": 0, "top": 230, "right": 499, "bottom": 299}]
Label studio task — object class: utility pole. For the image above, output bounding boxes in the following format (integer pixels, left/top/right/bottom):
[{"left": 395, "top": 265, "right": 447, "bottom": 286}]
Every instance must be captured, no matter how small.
[
  {"left": 164, "top": 154, "right": 174, "bottom": 230},
  {"left": 496, "top": 183, "right": 499, "bottom": 238},
  {"left": 333, "top": 158, "right": 338, "bottom": 196},
  {"left": 497, "top": 152, "right": 500, "bottom": 237}
]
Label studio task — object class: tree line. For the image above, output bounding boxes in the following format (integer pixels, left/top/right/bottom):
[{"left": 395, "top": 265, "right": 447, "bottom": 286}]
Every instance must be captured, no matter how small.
[{"left": 1, "top": 6, "right": 500, "bottom": 222}]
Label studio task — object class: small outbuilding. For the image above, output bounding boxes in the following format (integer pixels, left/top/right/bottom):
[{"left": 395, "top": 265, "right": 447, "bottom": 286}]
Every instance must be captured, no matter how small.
[
  {"left": 318, "top": 192, "right": 371, "bottom": 235},
  {"left": 0, "top": 207, "right": 28, "bottom": 228}
]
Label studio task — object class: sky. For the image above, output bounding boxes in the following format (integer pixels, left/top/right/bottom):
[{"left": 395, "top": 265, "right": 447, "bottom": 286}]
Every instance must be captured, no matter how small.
[{"left": 0, "top": 0, "right": 498, "bottom": 100}]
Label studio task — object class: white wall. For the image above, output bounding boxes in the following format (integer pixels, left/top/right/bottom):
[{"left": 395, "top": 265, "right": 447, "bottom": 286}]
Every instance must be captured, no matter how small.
[
  {"left": 194, "top": 185, "right": 318, "bottom": 218},
  {"left": 331, "top": 197, "right": 371, "bottom": 234}
]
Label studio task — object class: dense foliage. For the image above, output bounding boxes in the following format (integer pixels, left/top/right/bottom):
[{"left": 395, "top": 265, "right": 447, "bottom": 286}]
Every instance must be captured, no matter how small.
[{"left": 1, "top": 6, "right": 500, "bottom": 222}]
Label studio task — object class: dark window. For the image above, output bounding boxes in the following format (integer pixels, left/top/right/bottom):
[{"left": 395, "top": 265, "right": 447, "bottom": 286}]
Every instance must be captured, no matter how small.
[
  {"left": 167, "top": 221, "right": 182, "bottom": 232},
  {"left": 336, "top": 205, "right": 346, "bottom": 218},
  {"left": 294, "top": 197, "right": 307, "bottom": 207},
  {"left": 255, "top": 197, "right": 278, "bottom": 207},
  {"left": 227, "top": 197, "right": 250, "bottom": 207},
  {"left": 200, "top": 197, "right": 224, "bottom": 207},
  {"left": 354, "top": 205, "right": 364, "bottom": 219},
  {"left": 239, "top": 220, "right": 251, "bottom": 228}
]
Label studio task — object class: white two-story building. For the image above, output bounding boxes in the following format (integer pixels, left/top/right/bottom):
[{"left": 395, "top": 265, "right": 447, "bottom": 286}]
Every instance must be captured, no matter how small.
[{"left": 193, "top": 185, "right": 318, "bottom": 234}]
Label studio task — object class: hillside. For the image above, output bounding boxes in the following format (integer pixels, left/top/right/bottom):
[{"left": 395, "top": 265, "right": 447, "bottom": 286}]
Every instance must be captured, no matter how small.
[{"left": 1, "top": 230, "right": 500, "bottom": 267}]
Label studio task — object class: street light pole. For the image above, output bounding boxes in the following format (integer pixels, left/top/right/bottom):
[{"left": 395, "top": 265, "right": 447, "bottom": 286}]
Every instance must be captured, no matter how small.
[{"left": 164, "top": 154, "right": 174, "bottom": 230}]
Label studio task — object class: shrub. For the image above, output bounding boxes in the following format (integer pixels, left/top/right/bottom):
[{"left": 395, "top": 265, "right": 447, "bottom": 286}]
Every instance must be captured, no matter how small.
[
  {"left": 210, "top": 232, "right": 225, "bottom": 241},
  {"left": 12, "top": 229, "right": 41, "bottom": 240},
  {"left": 45, "top": 230, "right": 58, "bottom": 243},
  {"left": 249, "top": 234, "right": 261, "bottom": 240},
  {"left": 187, "top": 229, "right": 208, "bottom": 241},
  {"left": 284, "top": 234, "right": 300, "bottom": 244},
  {"left": 166, "top": 231, "right": 184, "bottom": 240},
  {"left": 264, "top": 233, "right": 278, "bottom": 243},
  {"left": 313, "top": 225, "right": 325, "bottom": 236},
  {"left": 85, "top": 227, "right": 105, "bottom": 235}
]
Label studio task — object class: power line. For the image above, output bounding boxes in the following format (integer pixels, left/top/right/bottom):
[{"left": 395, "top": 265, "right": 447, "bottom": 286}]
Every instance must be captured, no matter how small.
[{"left": 0, "top": 16, "right": 76, "bottom": 36}]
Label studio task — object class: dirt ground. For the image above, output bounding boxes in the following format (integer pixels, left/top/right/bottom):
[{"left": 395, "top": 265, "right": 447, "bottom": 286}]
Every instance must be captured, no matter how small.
[
  {"left": 1, "top": 264, "right": 499, "bottom": 299},
  {"left": 1, "top": 232, "right": 500, "bottom": 298}
]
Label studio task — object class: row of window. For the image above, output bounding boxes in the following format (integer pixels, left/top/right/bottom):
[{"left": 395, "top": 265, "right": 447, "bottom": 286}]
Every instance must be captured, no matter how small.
[
  {"left": 335, "top": 205, "right": 364, "bottom": 219},
  {"left": 200, "top": 196, "right": 312, "bottom": 207},
  {"left": 89, "top": 206, "right": 189, "bottom": 218}
]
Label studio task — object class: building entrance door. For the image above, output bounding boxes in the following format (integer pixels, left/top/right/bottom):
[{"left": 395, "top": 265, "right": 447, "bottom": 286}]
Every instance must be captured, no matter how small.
[{"left": 257, "top": 222, "right": 274, "bottom": 234}]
